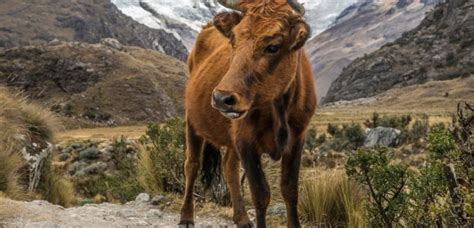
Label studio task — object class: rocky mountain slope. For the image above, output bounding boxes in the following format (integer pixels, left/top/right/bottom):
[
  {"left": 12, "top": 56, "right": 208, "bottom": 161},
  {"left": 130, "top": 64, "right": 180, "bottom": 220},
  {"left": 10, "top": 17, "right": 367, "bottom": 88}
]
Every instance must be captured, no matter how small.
[
  {"left": 308, "top": 0, "right": 442, "bottom": 100},
  {"left": 0, "top": 0, "right": 188, "bottom": 61},
  {"left": 323, "top": 0, "right": 473, "bottom": 104},
  {"left": 112, "top": 0, "right": 358, "bottom": 50},
  {"left": 0, "top": 40, "right": 187, "bottom": 128}
]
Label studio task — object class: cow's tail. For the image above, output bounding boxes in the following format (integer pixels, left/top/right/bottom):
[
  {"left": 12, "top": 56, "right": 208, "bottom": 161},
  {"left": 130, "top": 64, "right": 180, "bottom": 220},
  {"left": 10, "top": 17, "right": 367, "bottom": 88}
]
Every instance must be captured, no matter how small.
[{"left": 200, "top": 143, "right": 222, "bottom": 190}]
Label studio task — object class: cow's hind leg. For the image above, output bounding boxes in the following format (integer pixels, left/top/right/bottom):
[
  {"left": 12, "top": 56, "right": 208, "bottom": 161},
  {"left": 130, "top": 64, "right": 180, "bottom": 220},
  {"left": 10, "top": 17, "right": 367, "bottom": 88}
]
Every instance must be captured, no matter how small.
[
  {"left": 239, "top": 143, "right": 270, "bottom": 228},
  {"left": 179, "top": 122, "right": 204, "bottom": 227},
  {"left": 281, "top": 137, "right": 304, "bottom": 228},
  {"left": 223, "top": 148, "right": 252, "bottom": 227}
]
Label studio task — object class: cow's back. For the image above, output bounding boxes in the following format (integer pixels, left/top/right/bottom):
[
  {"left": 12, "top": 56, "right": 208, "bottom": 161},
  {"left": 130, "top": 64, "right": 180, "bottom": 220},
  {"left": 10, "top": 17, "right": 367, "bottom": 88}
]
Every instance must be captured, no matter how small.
[{"left": 188, "top": 24, "right": 230, "bottom": 76}]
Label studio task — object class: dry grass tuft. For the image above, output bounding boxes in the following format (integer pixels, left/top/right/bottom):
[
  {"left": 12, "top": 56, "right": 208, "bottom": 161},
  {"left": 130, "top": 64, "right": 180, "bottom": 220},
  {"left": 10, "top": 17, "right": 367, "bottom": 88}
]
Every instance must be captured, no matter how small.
[
  {"left": 136, "top": 142, "right": 162, "bottom": 195},
  {"left": 0, "top": 87, "right": 75, "bottom": 206},
  {"left": 0, "top": 111, "right": 26, "bottom": 199},
  {"left": 299, "top": 170, "right": 366, "bottom": 227},
  {"left": 38, "top": 157, "right": 76, "bottom": 207}
]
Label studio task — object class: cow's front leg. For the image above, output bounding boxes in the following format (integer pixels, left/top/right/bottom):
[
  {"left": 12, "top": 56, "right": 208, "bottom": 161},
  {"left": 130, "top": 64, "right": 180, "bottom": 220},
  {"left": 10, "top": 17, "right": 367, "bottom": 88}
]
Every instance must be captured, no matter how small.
[
  {"left": 223, "top": 148, "right": 252, "bottom": 227},
  {"left": 238, "top": 142, "right": 270, "bottom": 228},
  {"left": 179, "top": 122, "right": 204, "bottom": 227},
  {"left": 281, "top": 137, "right": 304, "bottom": 228}
]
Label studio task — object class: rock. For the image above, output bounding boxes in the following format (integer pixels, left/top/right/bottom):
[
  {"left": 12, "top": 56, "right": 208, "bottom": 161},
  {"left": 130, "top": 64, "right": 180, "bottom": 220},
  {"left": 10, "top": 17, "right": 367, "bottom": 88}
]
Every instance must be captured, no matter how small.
[
  {"left": 135, "top": 193, "right": 150, "bottom": 203},
  {"left": 247, "top": 209, "right": 256, "bottom": 218},
  {"left": 48, "top": 38, "right": 61, "bottom": 46},
  {"left": 150, "top": 195, "right": 166, "bottom": 206},
  {"left": 79, "top": 147, "right": 100, "bottom": 160},
  {"left": 58, "top": 153, "right": 70, "bottom": 162},
  {"left": 32, "top": 200, "right": 53, "bottom": 206},
  {"left": 101, "top": 38, "right": 123, "bottom": 51},
  {"left": 116, "top": 209, "right": 137, "bottom": 218},
  {"left": 146, "top": 209, "right": 163, "bottom": 218},
  {"left": 78, "top": 162, "right": 108, "bottom": 176},
  {"left": 364, "top": 127, "right": 401, "bottom": 147},
  {"left": 267, "top": 203, "right": 286, "bottom": 216}
]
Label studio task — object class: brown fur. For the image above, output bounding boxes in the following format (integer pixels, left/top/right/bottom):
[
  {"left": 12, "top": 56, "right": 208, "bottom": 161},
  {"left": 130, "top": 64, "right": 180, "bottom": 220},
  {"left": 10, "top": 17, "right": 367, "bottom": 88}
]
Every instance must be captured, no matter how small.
[{"left": 180, "top": 1, "right": 317, "bottom": 227}]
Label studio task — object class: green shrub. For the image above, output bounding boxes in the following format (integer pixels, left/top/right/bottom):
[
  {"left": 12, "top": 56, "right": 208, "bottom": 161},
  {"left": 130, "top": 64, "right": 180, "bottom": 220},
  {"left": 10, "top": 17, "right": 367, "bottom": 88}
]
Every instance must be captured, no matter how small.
[
  {"left": 137, "top": 118, "right": 186, "bottom": 194},
  {"left": 305, "top": 127, "right": 319, "bottom": 152},
  {"left": 406, "top": 161, "right": 452, "bottom": 226},
  {"left": 428, "top": 125, "right": 457, "bottom": 160},
  {"left": 364, "top": 112, "right": 380, "bottom": 128},
  {"left": 343, "top": 124, "right": 366, "bottom": 150},
  {"left": 365, "top": 113, "right": 411, "bottom": 129},
  {"left": 408, "top": 116, "right": 429, "bottom": 143},
  {"left": 327, "top": 123, "right": 341, "bottom": 137},
  {"left": 74, "top": 138, "right": 143, "bottom": 203},
  {"left": 317, "top": 133, "right": 327, "bottom": 145},
  {"left": 346, "top": 147, "right": 410, "bottom": 227},
  {"left": 328, "top": 123, "right": 366, "bottom": 152},
  {"left": 79, "top": 147, "right": 100, "bottom": 160}
]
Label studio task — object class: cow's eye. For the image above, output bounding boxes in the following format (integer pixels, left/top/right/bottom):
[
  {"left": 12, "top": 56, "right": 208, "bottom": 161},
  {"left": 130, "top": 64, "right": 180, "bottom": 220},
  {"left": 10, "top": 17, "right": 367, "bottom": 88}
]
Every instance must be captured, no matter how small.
[{"left": 265, "top": 44, "right": 281, "bottom": 54}]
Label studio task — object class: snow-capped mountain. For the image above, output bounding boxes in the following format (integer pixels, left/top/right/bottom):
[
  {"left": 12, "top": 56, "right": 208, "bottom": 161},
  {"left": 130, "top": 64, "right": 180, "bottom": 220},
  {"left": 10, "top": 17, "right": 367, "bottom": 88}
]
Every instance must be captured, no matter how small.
[
  {"left": 112, "top": 0, "right": 358, "bottom": 50},
  {"left": 300, "top": 0, "right": 359, "bottom": 35}
]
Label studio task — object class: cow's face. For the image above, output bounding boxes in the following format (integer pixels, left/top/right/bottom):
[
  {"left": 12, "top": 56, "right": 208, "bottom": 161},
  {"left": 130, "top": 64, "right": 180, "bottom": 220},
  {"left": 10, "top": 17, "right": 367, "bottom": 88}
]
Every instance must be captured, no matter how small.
[{"left": 211, "top": 5, "right": 310, "bottom": 120}]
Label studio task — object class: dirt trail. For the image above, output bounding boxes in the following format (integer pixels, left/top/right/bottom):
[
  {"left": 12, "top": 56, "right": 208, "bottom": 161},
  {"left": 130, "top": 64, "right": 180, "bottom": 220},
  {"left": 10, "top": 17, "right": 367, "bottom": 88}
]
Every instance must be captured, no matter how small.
[{"left": 0, "top": 197, "right": 234, "bottom": 228}]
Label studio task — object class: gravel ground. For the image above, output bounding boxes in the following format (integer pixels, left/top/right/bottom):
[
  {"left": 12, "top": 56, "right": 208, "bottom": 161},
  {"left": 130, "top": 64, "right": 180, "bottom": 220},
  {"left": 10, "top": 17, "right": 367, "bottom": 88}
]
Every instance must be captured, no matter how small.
[{"left": 0, "top": 197, "right": 235, "bottom": 228}]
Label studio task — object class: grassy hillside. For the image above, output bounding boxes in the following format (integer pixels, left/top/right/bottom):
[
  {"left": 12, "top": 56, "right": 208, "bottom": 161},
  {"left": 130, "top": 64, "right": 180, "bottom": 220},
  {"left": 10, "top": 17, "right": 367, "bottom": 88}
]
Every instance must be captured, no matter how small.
[{"left": 0, "top": 41, "right": 187, "bottom": 128}]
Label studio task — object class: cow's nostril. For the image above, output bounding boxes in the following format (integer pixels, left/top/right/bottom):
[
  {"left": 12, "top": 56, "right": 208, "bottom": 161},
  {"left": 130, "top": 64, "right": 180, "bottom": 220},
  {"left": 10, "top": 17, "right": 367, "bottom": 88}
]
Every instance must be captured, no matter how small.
[{"left": 223, "top": 95, "right": 237, "bottom": 106}]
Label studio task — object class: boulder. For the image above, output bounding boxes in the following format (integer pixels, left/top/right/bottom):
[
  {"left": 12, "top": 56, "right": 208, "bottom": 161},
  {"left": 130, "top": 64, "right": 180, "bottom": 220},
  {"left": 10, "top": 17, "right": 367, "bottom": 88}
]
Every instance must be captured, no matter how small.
[
  {"left": 101, "top": 38, "right": 123, "bottom": 51},
  {"left": 364, "top": 127, "right": 401, "bottom": 147},
  {"left": 135, "top": 193, "right": 150, "bottom": 203}
]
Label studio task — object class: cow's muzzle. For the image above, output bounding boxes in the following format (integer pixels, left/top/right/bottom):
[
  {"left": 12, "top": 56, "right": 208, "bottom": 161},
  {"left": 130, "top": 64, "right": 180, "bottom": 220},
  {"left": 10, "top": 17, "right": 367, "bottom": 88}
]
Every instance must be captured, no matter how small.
[{"left": 211, "top": 90, "right": 248, "bottom": 119}]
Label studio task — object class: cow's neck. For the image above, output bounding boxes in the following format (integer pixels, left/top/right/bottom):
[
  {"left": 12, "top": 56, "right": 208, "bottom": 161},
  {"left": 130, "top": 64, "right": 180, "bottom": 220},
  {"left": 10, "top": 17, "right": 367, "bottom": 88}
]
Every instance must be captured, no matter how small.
[{"left": 269, "top": 50, "right": 303, "bottom": 159}]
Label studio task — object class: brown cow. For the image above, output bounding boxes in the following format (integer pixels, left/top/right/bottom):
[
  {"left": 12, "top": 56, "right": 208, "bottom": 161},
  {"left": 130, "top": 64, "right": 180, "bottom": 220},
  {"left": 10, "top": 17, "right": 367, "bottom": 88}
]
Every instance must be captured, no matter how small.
[{"left": 180, "top": 0, "right": 316, "bottom": 227}]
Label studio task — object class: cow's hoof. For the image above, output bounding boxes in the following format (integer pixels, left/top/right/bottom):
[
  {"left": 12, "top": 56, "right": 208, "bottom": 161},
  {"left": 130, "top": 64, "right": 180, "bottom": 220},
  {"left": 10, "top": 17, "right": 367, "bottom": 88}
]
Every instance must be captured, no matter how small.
[
  {"left": 178, "top": 220, "right": 194, "bottom": 228},
  {"left": 238, "top": 222, "right": 254, "bottom": 228}
]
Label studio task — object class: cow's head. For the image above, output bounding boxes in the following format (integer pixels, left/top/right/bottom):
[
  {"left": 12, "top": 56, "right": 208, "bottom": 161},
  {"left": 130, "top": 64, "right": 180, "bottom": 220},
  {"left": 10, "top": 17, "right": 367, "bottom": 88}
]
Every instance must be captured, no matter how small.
[{"left": 211, "top": 0, "right": 310, "bottom": 120}]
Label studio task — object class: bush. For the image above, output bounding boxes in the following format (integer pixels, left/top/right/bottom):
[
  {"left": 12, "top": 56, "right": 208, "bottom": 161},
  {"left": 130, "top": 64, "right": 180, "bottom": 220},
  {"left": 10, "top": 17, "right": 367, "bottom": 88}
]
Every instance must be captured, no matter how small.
[
  {"left": 305, "top": 127, "right": 319, "bottom": 152},
  {"left": 406, "top": 161, "right": 451, "bottom": 226},
  {"left": 346, "top": 147, "right": 410, "bottom": 227},
  {"left": 305, "top": 127, "right": 327, "bottom": 152},
  {"left": 343, "top": 124, "right": 366, "bottom": 150},
  {"left": 299, "top": 170, "right": 366, "bottom": 227},
  {"left": 327, "top": 123, "right": 342, "bottom": 137},
  {"left": 408, "top": 117, "right": 429, "bottom": 143},
  {"left": 317, "top": 133, "right": 327, "bottom": 145},
  {"left": 74, "top": 137, "right": 143, "bottom": 203},
  {"left": 79, "top": 147, "right": 100, "bottom": 160},
  {"left": 365, "top": 113, "right": 411, "bottom": 129},
  {"left": 428, "top": 125, "right": 457, "bottom": 160},
  {"left": 328, "top": 123, "right": 366, "bottom": 152},
  {"left": 137, "top": 118, "right": 186, "bottom": 194}
]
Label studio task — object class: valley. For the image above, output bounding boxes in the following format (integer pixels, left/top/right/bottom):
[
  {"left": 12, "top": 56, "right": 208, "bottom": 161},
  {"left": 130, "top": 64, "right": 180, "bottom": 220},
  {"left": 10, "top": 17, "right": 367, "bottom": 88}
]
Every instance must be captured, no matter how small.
[{"left": 1, "top": 0, "right": 473, "bottom": 227}]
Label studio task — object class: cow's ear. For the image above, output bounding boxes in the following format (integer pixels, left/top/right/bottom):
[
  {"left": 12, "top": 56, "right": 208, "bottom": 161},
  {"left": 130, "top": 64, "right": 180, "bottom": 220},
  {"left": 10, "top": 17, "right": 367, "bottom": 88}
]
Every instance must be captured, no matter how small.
[
  {"left": 213, "top": 12, "right": 242, "bottom": 38},
  {"left": 289, "top": 20, "right": 310, "bottom": 51}
]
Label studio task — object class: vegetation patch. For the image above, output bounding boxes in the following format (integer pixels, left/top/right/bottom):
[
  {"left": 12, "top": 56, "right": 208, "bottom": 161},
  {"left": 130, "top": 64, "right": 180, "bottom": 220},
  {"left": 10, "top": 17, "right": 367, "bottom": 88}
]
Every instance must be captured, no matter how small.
[{"left": 0, "top": 88, "right": 75, "bottom": 206}]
